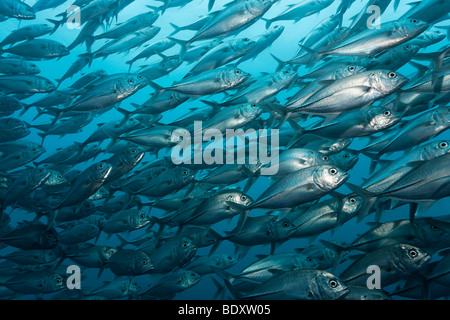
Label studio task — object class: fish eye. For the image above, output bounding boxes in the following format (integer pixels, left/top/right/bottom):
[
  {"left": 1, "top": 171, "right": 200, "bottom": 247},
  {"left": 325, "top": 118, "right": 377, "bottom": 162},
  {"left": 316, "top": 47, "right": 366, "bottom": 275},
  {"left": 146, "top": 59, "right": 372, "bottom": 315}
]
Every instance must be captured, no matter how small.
[
  {"left": 388, "top": 72, "right": 397, "bottom": 79},
  {"left": 284, "top": 70, "right": 290, "bottom": 74},
  {"left": 306, "top": 257, "right": 313, "bottom": 262},
  {"left": 435, "top": 30, "right": 442, "bottom": 34},
  {"left": 46, "top": 234, "right": 53, "bottom": 239},
  {"left": 57, "top": 174, "right": 62, "bottom": 179},
  {"left": 128, "top": 79, "right": 134, "bottom": 84},
  {"left": 411, "top": 19, "right": 419, "bottom": 24},
  {"left": 348, "top": 66, "right": 355, "bottom": 72},
  {"left": 282, "top": 221, "right": 289, "bottom": 228},
  {"left": 328, "top": 279, "right": 338, "bottom": 288},
  {"left": 139, "top": 213, "right": 145, "bottom": 219},
  {"left": 404, "top": 45, "right": 411, "bottom": 50},
  {"left": 235, "top": 70, "right": 241, "bottom": 75},
  {"left": 244, "top": 38, "right": 250, "bottom": 42},
  {"left": 439, "top": 142, "right": 448, "bottom": 148},
  {"left": 430, "top": 224, "right": 439, "bottom": 231},
  {"left": 322, "top": 156, "right": 328, "bottom": 161},
  {"left": 241, "top": 195, "right": 247, "bottom": 201},
  {"left": 329, "top": 168, "right": 338, "bottom": 175},
  {"left": 131, "top": 149, "right": 137, "bottom": 154},
  {"left": 99, "top": 164, "right": 104, "bottom": 168},
  {"left": 31, "top": 64, "right": 37, "bottom": 68},
  {"left": 338, "top": 27, "right": 344, "bottom": 31},
  {"left": 142, "top": 259, "right": 148, "bottom": 265},
  {"left": 55, "top": 277, "right": 62, "bottom": 283},
  {"left": 47, "top": 81, "right": 52, "bottom": 85},
  {"left": 251, "top": 104, "right": 257, "bottom": 108},
  {"left": 183, "top": 241, "right": 189, "bottom": 248},
  {"left": 182, "top": 170, "right": 188, "bottom": 175},
  {"left": 343, "top": 154, "right": 349, "bottom": 158},
  {"left": 408, "top": 249, "right": 418, "bottom": 258},
  {"left": 349, "top": 198, "right": 356, "bottom": 203},
  {"left": 384, "top": 110, "right": 391, "bottom": 116}
]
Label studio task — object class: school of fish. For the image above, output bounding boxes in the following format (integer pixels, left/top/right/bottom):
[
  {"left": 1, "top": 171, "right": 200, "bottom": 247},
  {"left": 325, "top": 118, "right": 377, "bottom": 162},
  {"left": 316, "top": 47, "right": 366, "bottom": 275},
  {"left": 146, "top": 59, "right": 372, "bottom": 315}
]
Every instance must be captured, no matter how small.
[{"left": 0, "top": 0, "right": 449, "bottom": 300}]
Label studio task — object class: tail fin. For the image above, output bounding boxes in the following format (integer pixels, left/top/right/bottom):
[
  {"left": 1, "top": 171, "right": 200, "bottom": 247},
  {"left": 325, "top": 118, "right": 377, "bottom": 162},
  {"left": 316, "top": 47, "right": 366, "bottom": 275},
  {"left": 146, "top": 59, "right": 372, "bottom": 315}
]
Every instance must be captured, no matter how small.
[
  {"left": 319, "top": 239, "right": 351, "bottom": 271},
  {"left": 125, "top": 58, "right": 136, "bottom": 72},
  {"left": 47, "top": 18, "right": 64, "bottom": 34},
  {"left": 169, "top": 23, "right": 182, "bottom": 36},
  {"left": 211, "top": 267, "right": 242, "bottom": 300},
  {"left": 208, "top": 0, "right": 215, "bottom": 11},
  {"left": 270, "top": 53, "right": 287, "bottom": 72},
  {"left": 284, "top": 120, "right": 305, "bottom": 149},
  {"left": 37, "top": 132, "right": 48, "bottom": 146},
  {"left": 261, "top": 18, "right": 273, "bottom": 29},
  {"left": 169, "top": 36, "right": 191, "bottom": 62},
  {"left": 146, "top": 80, "right": 167, "bottom": 100},
  {"left": 116, "top": 107, "right": 135, "bottom": 126},
  {"left": 297, "top": 44, "right": 325, "bottom": 67}
]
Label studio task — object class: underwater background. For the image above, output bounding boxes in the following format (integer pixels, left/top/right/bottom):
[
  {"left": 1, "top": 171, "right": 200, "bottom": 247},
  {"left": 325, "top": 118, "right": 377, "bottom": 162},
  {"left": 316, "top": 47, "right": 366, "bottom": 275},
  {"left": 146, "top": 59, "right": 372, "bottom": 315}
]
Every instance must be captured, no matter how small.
[{"left": 0, "top": 0, "right": 449, "bottom": 300}]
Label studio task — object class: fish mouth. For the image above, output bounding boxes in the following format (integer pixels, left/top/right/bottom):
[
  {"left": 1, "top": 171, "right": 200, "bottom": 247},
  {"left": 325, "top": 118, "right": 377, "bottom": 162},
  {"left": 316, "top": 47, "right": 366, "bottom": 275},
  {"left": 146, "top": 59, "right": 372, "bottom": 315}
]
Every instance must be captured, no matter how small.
[
  {"left": 418, "top": 252, "right": 431, "bottom": 268},
  {"left": 335, "top": 286, "right": 350, "bottom": 300},
  {"left": 337, "top": 172, "right": 350, "bottom": 186},
  {"left": 396, "top": 76, "right": 410, "bottom": 89}
]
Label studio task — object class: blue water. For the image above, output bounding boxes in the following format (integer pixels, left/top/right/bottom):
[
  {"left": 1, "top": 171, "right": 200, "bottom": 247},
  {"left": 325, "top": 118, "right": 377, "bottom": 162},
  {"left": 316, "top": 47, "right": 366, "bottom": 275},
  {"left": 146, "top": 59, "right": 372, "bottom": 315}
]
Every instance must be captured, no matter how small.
[{"left": 1, "top": 0, "right": 450, "bottom": 300}]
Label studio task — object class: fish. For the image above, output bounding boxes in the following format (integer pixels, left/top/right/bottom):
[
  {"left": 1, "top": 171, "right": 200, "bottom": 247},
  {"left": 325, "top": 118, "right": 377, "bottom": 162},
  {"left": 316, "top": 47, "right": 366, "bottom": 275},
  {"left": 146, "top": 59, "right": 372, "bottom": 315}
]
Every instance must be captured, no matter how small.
[
  {"left": 85, "top": 278, "right": 141, "bottom": 299},
  {"left": 251, "top": 165, "right": 349, "bottom": 209},
  {"left": 0, "top": 0, "right": 35, "bottom": 20},
  {"left": 227, "top": 252, "right": 319, "bottom": 285},
  {"left": 0, "top": 24, "right": 53, "bottom": 48},
  {"left": 107, "top": 249, "right": 153, "bottom": 276},
  {"left": 262, "top": 0, "right": 334, "bottom": 29},
  {"left": 0, "top": 222, "right": 58, "bottom": 250},
  {"left": 0, "top": 271, "right": 65, "bottom": 295},
  {"left": 185, "top": 37, "right": 256, "bottom": 77},
  {"left": 301, "top": 104, "right": 402, "bottom": 140},
  {"left": 320, "top": 18, "right": 429, "bottom": 57},
  {"left": 0, "top": 0, "right": 448, "bottom": 302},
  {"left": 138, "top": 269, "right": 200, "bottom": 300},
  {"left": 1, "top": 39, "right": 70, "bottom": 60},
  {"left": 173, "top": 0, "right": 277, "bottom": 60},
  {"left": 218, "top": 268, "right": 349, "bottom": 300},
  {"left": 145, "top": 236, "right": 197, "bottom": 273},
  {"left": 53, "top": 161, "right": 112, "bottom": 210},
  {"left": 94, "top": 10, "right": 159, "bottom": 41},
  {"left": 126, "top": 38, "right": 176, "bottom": 71},
  {"left": 150, "top": 66, "right": 251, "bottom": 97},
  {"left": 100, "top": 208, "right": 151, "bottom": 235},
  {"left": 93, "top": 26, "right": 161, "bottom": 60},
  {"left": 0, "top": 75, "right": 56, "bottom": 94},
  {"left": 287, "top": 70, "right": 409, "bottom": 118},
  {"left": 338, "top": 243, "right": 431, "bottom": 287}
]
